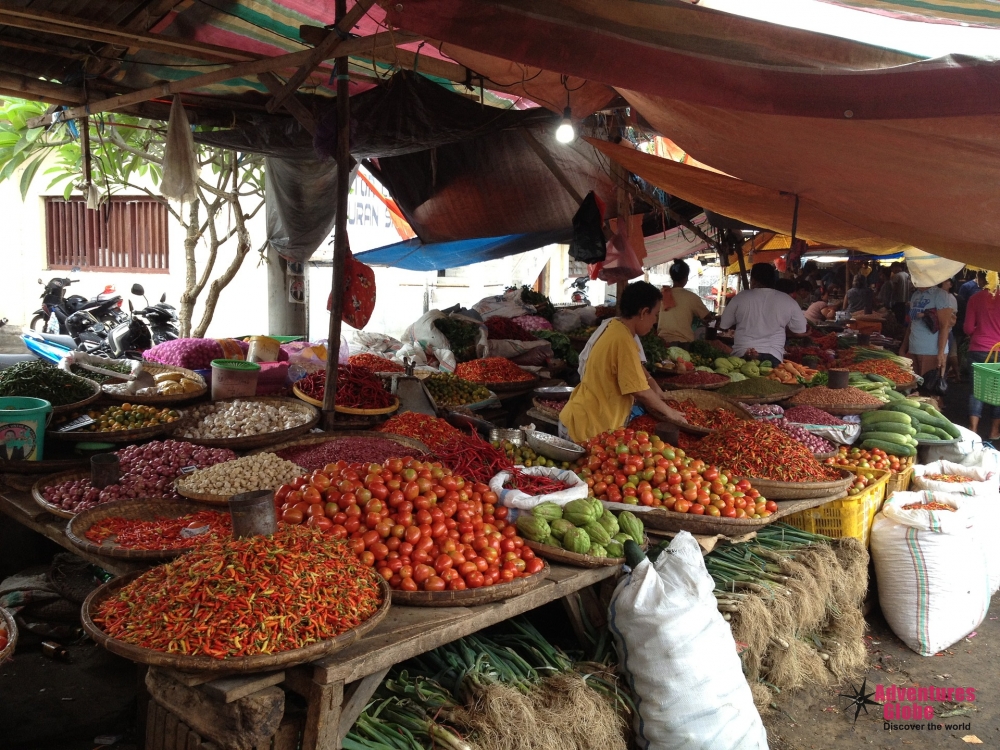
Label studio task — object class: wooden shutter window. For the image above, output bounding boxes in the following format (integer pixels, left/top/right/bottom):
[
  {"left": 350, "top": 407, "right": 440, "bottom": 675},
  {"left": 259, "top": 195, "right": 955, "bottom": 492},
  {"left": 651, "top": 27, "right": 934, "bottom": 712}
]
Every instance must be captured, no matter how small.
[{"left": 44, "top": 196, "right": 169, "bottom": 272}]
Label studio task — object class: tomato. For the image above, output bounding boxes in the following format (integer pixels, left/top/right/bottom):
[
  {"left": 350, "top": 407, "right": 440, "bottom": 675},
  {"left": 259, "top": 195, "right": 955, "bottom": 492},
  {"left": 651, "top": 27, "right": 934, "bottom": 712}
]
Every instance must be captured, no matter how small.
[
  {"left": 292, "top": 476, "right": 309, "bottom": 490},
  {"left": 274, "top": 484, "right": 293, "bottom": 504},
  {"left": 688, "top": 503, "right": 705, "bottom": 515},
  {"left": 423, "top": 575, "right": 446, "bottom": 591},
  {"left": 434, "top": 554, "right": 454, "bottom": 574},
  {"left": 525, "top": 557, "right": 545, "bottom": 575},
  {"left": 370, "top": 543, "right": 390, "bottom": 561},
  {"left": 359, "top": 551, "right": 375, "bottom": 566},
  {"left": 329, "top": 524, "right": 348, "bottom": 540},
  {"left": 765, "top": 500, "right": 778, "bottom": 512},
  {"left": 281, "top": 507, "right": 304, "bottom": 524},
  {"left": 673, "top": 499, "right": 691, "bottom": 514},
  {"left": 305, "top": 503, "right": 326, "bottom": 518}
]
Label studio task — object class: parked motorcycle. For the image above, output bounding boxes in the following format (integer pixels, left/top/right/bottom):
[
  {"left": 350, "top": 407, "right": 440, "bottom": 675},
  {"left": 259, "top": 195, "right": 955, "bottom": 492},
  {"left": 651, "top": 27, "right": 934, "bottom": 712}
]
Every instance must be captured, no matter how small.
[
  {"left": 67, "top": 306, "right": 151, "bottom": 360},
  {"left": 30, "top": 278, "right": 124, "bottom": 334},
  {"left": 567, "top": 277, "right": 591, "bottom": 305},
  {"left": 129, "top": 284, "right": 179, "bottom": 344}
]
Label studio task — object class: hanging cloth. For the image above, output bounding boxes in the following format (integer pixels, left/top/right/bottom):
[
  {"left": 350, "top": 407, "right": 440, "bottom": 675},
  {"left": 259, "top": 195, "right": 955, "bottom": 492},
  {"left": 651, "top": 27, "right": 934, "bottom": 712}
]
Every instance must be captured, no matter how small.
[{"left": 160, "top": 97, "right": 199, "bottom": 203}]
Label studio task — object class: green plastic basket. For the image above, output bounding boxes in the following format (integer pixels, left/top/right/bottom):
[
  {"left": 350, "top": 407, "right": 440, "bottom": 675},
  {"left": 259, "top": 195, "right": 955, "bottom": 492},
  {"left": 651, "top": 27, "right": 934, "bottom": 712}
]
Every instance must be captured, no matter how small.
[{"left": 972, "top": 344, "right": 1000, "bottom": 406}]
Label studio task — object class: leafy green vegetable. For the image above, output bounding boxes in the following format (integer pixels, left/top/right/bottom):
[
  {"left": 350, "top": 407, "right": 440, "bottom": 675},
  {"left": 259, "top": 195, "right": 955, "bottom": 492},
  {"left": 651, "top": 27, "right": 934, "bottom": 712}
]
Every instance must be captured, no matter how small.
[
  {"left": 433, "top": 317, "right": 481, "bottom": 363},
  {"left": 0, "top": 360, "right": 94, "bottom": 405},
  {"left": 639, "top": 332, "right": 669, "bottom": 364},
  {"left": 533, "top": 329, "right": 579, "bottom": 368}
]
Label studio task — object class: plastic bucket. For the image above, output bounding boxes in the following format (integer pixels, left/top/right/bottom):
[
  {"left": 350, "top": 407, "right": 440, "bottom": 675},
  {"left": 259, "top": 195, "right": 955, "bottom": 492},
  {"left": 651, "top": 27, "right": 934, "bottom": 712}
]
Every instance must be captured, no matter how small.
[
  {"left": 248, "top": 335, "right": 281, "bottom": 363},
  {"left": 0, "top": 397, "right": 53, "bottom": 461},
  {"left": 210, "top": 359, "right": 261, "bottom": 400}
]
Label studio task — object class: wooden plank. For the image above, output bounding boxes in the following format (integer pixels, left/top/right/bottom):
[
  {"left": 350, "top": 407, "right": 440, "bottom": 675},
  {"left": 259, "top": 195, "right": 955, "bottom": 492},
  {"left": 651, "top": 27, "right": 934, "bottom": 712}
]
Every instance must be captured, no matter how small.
[
  {"left": 200, "top": 671, "right": 286, "bottom": 704},
  {"left": 88, "top": 0, "right": 193, "bottom": 75},
  {"left": 150, "top": 702, "right": 165, "bottom": 750},
  {"left": 26, "top": 31, "right": 421, "bottom": 128},
  {"left": 186, "top": 730, "right": 200, "bottom": 750},
  {"left": 312, "top": 565, "right": 619, "bottom": 684},
  {"left": 258, "top": 72, "right": 316, "bottom": 135},
  {"left": 266, "top": 0, "right": 376, "bottom": 112},
  {"left": 272, "top": 714, "right": 301, "bottom": 750},
  {"left": 145, "top": 700, "right": 159, "bottom": 750},
  {"left": 0, "top": 7, "right": 255, "bottom": 64},
  {"left": 163, "top": 711, "right": 178, "bottom": 750},
  {"left": 159, "top": 669, "right": 218, "bottom": 688},
  {"left": 175, "top": 724, "right": 190, "bottom": 750},
  {"left": 300, "top": 678, "right": 343, "bottom": 750},
  {"left": 337, "top": 668, "right": 388, "bottom": 745},
  {"left": 0, "top": 491, "right": 148, "bottom": 576}
]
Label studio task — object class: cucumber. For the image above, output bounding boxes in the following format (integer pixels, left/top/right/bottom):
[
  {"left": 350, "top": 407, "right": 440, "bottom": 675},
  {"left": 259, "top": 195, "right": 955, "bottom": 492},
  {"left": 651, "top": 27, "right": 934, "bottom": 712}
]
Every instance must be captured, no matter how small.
[
  {"left": 915, "top": 432, "right": 940, "bottom": 441},
  {"left": 862, "top": 439, "right": 917, "bottom": 457},
  {"left": 865, "top": 373, "right": 893, "bottom": 384},
  {"left": 902, "top": 402, "right": 961, "bottom": 437},
  {"left": 859, "top": 431, "right": 917, "bottom": 446},
  {"left": 861, "top": 410, "right": 911, "bottom": 426},
  {"left": 886, "top": 403, "right": 930, "bottom": 425},
  {"left": 861, "top": 422, "right": 916, "bottom": 437},
  {"left": 883, "top": 389, "right": 905, "bottom": 402}
]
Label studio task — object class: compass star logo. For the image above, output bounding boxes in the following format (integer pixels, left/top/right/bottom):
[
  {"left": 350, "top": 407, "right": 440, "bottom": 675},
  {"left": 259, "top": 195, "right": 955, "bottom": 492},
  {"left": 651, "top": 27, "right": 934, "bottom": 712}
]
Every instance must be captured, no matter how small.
[{"left": 839, "top": 677, "right": 880, "bottom": 723}]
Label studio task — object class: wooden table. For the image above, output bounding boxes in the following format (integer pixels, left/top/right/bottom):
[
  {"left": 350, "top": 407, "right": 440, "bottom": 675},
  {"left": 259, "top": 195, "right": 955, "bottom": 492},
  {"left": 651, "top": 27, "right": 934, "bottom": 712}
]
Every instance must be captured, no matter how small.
[
  {"left": 157, "top": 563, "right": 620, "bottom": 750},
  {"left": 0, "top": 488, "right": 147, "bottom": 576}
]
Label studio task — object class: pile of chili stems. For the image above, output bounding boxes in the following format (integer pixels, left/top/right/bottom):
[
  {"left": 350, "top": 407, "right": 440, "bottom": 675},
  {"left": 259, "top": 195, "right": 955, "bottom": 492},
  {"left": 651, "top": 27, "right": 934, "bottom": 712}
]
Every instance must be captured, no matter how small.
[
  {"left": 377, "top": 412, "right": 461, "bottom": 451},
  {"left": 347, "top": 353, "right": 404, "bottom": 373},
  {"left": 436, "top": 435, "right": 569, "bottom": 494},
  {"left": 93, "top": 527, "right": 384, "bottom": 658},
  {"left": 296, "top": 365, "right": 393, "bottom": 409},
  {"left": 665, "top": 399, "right": 744, "bottom": 430},
  {"left": 84, "top": 510, "right": 231, "bottom": 551},
  {"left": 455, "top": 357, "right": 535, "bottom": 384},
  {"left": 692, "top": 421, "right": 843, "bottom": 482}
]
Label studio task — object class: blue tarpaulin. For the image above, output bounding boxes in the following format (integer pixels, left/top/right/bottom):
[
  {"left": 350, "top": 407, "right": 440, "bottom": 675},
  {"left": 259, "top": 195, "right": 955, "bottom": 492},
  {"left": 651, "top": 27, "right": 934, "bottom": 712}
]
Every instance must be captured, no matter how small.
[{"left": 353, "top": 230, "right": 571, "bottom": 271}]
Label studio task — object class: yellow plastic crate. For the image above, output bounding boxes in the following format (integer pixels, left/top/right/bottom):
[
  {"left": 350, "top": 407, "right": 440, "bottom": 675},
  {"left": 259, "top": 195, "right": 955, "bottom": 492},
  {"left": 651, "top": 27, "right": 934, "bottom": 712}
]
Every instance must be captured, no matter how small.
[
  {"left": 886, "top": 466, "right": 913, "bottom": 496},
  {"left": 784, "top": 469, "right": 889, "bottom": 547}
]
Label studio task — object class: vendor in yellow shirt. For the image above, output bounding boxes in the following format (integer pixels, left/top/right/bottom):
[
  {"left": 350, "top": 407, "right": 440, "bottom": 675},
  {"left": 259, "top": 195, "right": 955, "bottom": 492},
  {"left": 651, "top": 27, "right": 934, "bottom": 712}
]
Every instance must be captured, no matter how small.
[
  {"left": 560, "top": 281, "right": 687, "bottom": 443},
  {"left": 657, "top": 259, "right": 715, "bottom": 345}
]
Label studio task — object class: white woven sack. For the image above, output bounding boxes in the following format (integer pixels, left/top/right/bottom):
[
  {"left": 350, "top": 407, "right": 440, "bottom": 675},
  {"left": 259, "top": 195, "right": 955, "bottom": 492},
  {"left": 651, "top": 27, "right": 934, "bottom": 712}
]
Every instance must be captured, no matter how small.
[
  {"left": 913, "top": 460, "right": 999, "bottom": 496},
  {"left": 608, "top": 531, "right": 768, "bottom": 750},
  {"left": 491, "top": 467, "right": 588, "bottom": 510},
  {"left": 871, "top": 492, "right": 991, "bottom": 656}
]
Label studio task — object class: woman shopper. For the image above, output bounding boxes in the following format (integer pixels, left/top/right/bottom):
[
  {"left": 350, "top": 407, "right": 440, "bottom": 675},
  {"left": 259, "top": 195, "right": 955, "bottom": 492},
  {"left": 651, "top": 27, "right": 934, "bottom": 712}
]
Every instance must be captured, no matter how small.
[
  {"left": 963, "top": 284, "right": 1000, "bottom": 439},
  {"left": 900, "top": 281, "right": 957, "bottom": 382},
  {"left": 940, "top": 278, "right": 961, "bottom": 381},
  {"left": 657, "top": 259, "right": 715, "bottom": 346},
  {"left": 561, "top": 281, "right": 686, "bottom": 443}
]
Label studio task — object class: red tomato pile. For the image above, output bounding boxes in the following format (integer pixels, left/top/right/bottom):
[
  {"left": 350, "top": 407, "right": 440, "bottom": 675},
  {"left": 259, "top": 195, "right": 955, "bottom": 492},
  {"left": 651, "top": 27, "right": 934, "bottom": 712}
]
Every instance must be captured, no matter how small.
[
  {"left": 0, "top": 626, "right": 7, "bottom": 653},
  {"left": 274, "top": 457, "right": 545, "bottom": 592},
  {"left": 824, "top": 445, "right": 912, "bottom": 473},
  {"left": 574, "top": 427, "right": 777, "bottom": 518}
]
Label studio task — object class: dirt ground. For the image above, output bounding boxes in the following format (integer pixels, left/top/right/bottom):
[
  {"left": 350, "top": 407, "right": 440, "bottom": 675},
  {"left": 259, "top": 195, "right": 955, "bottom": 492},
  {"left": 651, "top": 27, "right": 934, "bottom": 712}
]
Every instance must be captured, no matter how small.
[{"left": 0, "top": 326, "right": 28, "bottom": 354}]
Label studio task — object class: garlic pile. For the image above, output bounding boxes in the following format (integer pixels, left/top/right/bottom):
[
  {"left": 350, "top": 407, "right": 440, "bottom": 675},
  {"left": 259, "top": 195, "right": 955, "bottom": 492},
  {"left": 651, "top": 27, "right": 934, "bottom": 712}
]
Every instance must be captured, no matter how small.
[
  {"left": 177, "top": 453, "right": 304, "bottom": 496},
  {"left": 176, "top": 399, "right": 312, "bottom": 439}
]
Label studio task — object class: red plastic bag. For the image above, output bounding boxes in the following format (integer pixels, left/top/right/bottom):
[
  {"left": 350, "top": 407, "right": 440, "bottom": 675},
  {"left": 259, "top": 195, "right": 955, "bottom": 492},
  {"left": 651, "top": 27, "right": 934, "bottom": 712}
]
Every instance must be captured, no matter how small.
[
  {"left": 326, "top": 249, "right": 377, "bottom": 329},
  {"left": 596, "top": 215, "right": 645, "bottom": 283}
]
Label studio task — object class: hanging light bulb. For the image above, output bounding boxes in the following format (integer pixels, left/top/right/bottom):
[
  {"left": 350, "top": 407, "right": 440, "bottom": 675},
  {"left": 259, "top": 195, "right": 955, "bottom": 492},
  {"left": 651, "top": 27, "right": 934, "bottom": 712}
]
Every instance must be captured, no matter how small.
[{"left": 555, "top": 107, "right": 575, "bottom": 144}]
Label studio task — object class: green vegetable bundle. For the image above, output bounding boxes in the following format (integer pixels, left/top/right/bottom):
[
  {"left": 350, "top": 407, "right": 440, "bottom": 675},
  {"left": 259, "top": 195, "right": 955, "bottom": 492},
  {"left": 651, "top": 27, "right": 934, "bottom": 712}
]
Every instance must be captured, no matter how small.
[
  {"left": 433, "top": 317, "right": 481, "bottom": 362},
  {"left": 639, "top": 332, "right": 669, "bottom": 364},
  {"left": 533, "top": 329, "right": 579, "bottom": 367},
  {"left": 517, "top": 285, "right": 556, "bottom": 320},
  {"left": 0, "top": 360, "right": 94, "bottom": 406}
]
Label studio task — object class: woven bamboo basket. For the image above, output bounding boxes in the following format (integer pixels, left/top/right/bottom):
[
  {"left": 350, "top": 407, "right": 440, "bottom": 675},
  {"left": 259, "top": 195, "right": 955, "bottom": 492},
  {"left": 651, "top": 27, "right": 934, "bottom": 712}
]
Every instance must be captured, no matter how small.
[
  {"left": 719, "top": 385, "right": 803, "bottom": 405},
  {"left": 49, "top": 417, "right": 171, "bottom": 444},
  {"left": 168, "top": 397, "right": 319, "bottom": 450},
  {"left": 50, "top": 376, "right": 103, "bottom": 415},
  {"left": 659, "top": 376, "right": 730, "bottom": 391},
  {"left": 389, "top": 561, "right": 549, "bottom": 607},
  {"left": 523, "top": 538, "right": 647, "bottom": 568},
  {"left": 733, "top": 467, "right": 855, "bottom": 500},
  {"left": 65, "top": 499, "right": 229, "bottom": 561},
  {"left": 659, "top": 389, "right": 753, "bottom": 436},
  {"left": 102, "top": 364, "right": 207, "bottom": 405},
  {"left": 249, "top": 432, "right": 429, "bottom": 461},
  {"left": 32, "top": 470, "right": 92, "bottom": 519},
  {"left": 598, "top": 495, "right": 840, "bottom": 535},
  {"left": 475, "top": 373, "right": 541, "bottom": 393},
  {"left": 0, "top": 607, "right": 16, "bottom": 663},
  {"left": 82, "top": 572, "right": 392, "bottom": 672}
]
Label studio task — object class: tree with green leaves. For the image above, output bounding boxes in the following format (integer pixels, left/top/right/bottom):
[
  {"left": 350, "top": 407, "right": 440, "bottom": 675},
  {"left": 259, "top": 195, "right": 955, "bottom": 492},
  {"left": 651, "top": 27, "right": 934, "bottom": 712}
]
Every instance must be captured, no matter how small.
[{"left": 0, "top": 98, "right": 265, "bottom": 337}]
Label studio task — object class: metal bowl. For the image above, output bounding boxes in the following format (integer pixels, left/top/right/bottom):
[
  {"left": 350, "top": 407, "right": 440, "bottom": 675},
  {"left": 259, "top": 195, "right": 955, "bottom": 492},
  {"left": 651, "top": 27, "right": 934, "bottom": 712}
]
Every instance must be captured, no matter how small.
[
  {"left": 532, "top": 386, "right": 574, "bottom": 401},
  {"left": 525, "top": 430, "right": 585, "bottom": 462},
  {"left": 489, "top": 428, "right": 525, "bottom": 446}
]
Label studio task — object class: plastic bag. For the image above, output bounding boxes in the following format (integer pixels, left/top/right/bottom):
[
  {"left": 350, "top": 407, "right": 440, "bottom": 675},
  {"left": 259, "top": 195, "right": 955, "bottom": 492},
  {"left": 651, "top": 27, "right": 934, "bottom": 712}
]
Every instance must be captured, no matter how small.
[
  {"left": 871, "top": 492, "right": 991, "bottom": 656},
  {"left": 509, "top": 343, "right": 554, "bottom": 367},
  {"left": 58, "top": 351, "right": 142, "bottom": 380},
  {"left": 491, "top": 466, "right": 588, "bottom": 511},
  {"left": 486, "top": 339, "right": 551, "bottom": 360},
  {"left": 426, "top": 344, "right": 457, "bottom": 374},
  {"left": 552, "top": 308, "right": 582, "bottom": 333},
  {"left": 401, "top": 310, "right": 452, "bottom": 351},
  {"left": 393, "top": 343, "right": 428, "bottom": 367},
  {"left": 353, "top": 331, "right": 402, "bottom": 355},
  {"left": 472, "top": 289, "right": 532, "bottom": 320},
  {"left": 568, "top": 191, "right": 607, "bottom": 264},
  {"left": 160, "top": 97, "right": 199, "bottom": 203},
  {"left": 595, "top": 215, "right": 644, "bottom": 284},
  {"left": 608, "top": 531, "right": 768, "bottom": 749}
]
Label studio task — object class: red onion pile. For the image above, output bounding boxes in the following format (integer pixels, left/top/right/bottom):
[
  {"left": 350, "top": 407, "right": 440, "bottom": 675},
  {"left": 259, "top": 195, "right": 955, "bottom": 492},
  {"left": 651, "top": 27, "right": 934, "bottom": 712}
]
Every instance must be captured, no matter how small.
[
  {"left": 274, "top": 438, "right": 421, "bottom": 472},
  {"left": 740, "top": 403, "right": 784, "bottom": 417},
  {"left": 770, "top": 418, "right": 835, "bottom": 455},
  {"left": 42, "top": 440, "right": 236, "bottom": 514}
]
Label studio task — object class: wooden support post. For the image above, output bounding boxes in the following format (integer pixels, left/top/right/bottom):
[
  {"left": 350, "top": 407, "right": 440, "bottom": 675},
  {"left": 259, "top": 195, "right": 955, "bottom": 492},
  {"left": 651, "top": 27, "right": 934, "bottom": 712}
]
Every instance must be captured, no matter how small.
[
  {"left": 267, "top": 0, "right": 376, "bottom": 113},
  {"left": 296, "top": 673, "right": 344, "bottom": 750},
  {"left": 258, "top": 72, "right": 317, "bottom": 135},
  {"left": 735, "top": 242, "right": 750, "bottom": 291},
  {"left": 337, "top": 669, "right": 389, "bottom": 745},
  {"left": 322, "top": 0, "right": 352, "bottom": 430}
]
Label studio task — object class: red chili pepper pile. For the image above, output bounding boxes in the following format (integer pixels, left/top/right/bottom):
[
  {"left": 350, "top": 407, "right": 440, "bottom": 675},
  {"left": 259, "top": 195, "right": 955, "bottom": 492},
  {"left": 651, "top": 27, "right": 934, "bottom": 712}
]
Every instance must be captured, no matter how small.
[
  {"left": 296, "top": 365, "right": 393, "bottom": 409},
  {"left": 485, "top": 317, "right": 536, "bottom": 342},
  {"left": 347, "top": 354, "right": 404, "bottom": 373},
  {"left": 435, "top": 435, "right": 514, "bottom": 484},
  {"left": 455, "top": 357, "right": 534, "bottom": 384},
  {"left": 502, "top": 474, "right": 569, "bottom": 495},
  {"left": 843, "top": 359, "right": 914, "bottom": 384},
  {"left": 93, "top": 526, "right": 384, "bottom": 658},
  {"left": 691, "top": 421, "right": 843, "bottom": 482},
  {"left": 276, "top": 437, "right": 422, "bottom": 472},
  {"left": 665, "top": 399, "right": 745, "bottom": 430},
  {"left": 378, "top": 412, "right": 461, "bottom": 450},
  {"left": 84, "top": 510, "right": 231, "bottom": 551},
  {"left": 663, "top": 372, "right": 730, "bottom": 387},
  {"left": 628, "top": 414, "right": 660, "bottom": 433}
]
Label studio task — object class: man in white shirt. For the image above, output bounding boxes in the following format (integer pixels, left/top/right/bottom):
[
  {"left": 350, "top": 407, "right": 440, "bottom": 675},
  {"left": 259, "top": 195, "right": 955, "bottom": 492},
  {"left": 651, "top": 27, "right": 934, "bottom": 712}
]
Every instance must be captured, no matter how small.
[{"left": 719, "top": 263, "right": 808, "bottom": 364}]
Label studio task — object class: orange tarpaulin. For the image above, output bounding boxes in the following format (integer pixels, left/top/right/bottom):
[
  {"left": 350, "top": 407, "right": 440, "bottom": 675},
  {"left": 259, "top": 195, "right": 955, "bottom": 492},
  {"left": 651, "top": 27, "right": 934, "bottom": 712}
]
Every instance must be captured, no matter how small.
[{"left": 615, "top": 92, "right": 1000, "bottom": 269}]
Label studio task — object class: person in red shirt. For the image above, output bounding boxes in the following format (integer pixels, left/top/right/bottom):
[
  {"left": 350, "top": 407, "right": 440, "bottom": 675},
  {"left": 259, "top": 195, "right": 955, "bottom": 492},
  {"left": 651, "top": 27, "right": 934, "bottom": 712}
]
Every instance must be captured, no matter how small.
[{"left": 963, "top": 286, "right": 1000, "bottom": 438}]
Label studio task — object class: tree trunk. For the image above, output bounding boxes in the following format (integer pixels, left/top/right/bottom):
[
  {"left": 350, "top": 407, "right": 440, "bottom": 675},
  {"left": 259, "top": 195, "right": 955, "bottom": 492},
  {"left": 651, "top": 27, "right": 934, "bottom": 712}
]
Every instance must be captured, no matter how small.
[
  {"left": 178, "top": 200, "right": 201, "bottom": 338},
  {"left": 191, "top": 198, "right": 253, "bottom": 338}
]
